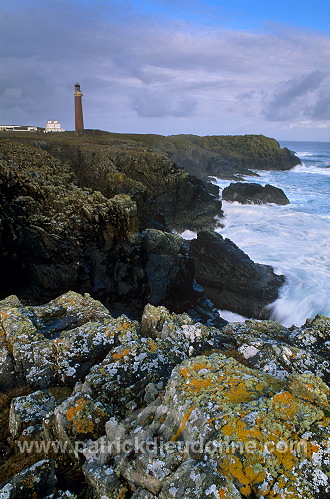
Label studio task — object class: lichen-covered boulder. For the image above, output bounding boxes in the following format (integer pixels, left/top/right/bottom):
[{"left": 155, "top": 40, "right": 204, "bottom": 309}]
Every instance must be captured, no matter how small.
[
  {"left": 0, "top": 291, "right": 139, "bottom": 389},
  {"left": 82, "top": 340, "right": 185, "bottom": 416},
  {"left": 141, "top": 303, "right": 233, "bottom": 356},
  {"left": 0, "top": 460, "right": 57, "bottom": 498},
  {"left": 44, "top": 393, "right": 109, "bottom": 457},
  {"left": 108, "top": 353, "right": 330, "bottom": 498},
  {"left": 82, "top": 462, "right": 125, "bottom": 499},
  {"left": 0, "top": 305, "right": 56, "bottom": 389},
  {"left": 222, "top": 320, "right": 330, "bottom": 382},
  {"left": 9, "top": 389, "right": 56, "bottom": 439},
  {"left": 82, "top": 305, "right": 234, "bottom": 416}
]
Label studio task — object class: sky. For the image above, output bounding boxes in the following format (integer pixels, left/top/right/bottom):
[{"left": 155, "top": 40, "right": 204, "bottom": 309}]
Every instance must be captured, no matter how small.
[{"left": 1, "top": 0, "right": 330, "bottom": 141}]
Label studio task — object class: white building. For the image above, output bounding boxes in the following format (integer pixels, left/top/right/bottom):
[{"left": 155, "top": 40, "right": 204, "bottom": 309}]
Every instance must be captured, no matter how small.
[
  {"left": 44, "top": 120, "right": 65, "bottom": 133},
  {"left": 0, "top": 125, "right": 39, "bottom": 132}
]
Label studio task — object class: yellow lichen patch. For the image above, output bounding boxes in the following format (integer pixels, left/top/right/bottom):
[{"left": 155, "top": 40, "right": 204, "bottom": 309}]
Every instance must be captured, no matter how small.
[
  {"left": 218, "top": 489, "right": 228, "bottom": 498},
  {"left": 147, "top": 338, "right": 157, "bottom": 352},
  {"left": 240, "top": 485, "right": 252, "bottom": 496},
  {"left": 184, "top": 377, "right": 213, "bottom": 393},
  {"left": 180, "top": 367, "right": 190, "bottom": 378},
  {"left": 221, "top": 455, "right": 251, "bottom": 486},
  {"left": 273, "top": 447, "right": 298, "bottom": 472},
  {"left": 305, "top": 441, "right": 321, "bottom": 459},
  {"left": 66, "top": 398, "right": 96, "bottom": 434},
  {"left": 223, "top": 379, "right": 261, "bottom": 404},
  {"left": 222, "top": 417, "right": 263, "bottom": 442},
  {"left": 112, "top": 349, "right": 130, "bottom": 362},
  {"left": 220, "top": 454, "right": 267, "bottom": 497},
  {"left": 170, "top": 406, "right": 196, "bottom": 442},
  {"left": 270, "top": 391, "right": 298, "bottom": 418}
]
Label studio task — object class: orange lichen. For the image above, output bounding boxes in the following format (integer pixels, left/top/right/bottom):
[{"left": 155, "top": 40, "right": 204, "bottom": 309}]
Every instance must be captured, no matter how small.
[
  {"left": 222, "top": 418, "right": 263, "bottom": 442},
  {"left": 170, "top": 406, "right": 196, "bottom": 442},
  {"left": 221, "top": 454, "right": 267, "bottom": 497},
  {"left": 119, "top": 486, "right": 128, "bottom": 498},
  {"left": 224, "top": 379, "right": 260, "bottom": 404},
  {"left": 184, "top": 377, "right": 213, "bottom": 393},
  {"left": 66, "top": 398, "right": 96, "bottom": 434},
  {"left": 240, "top": 485, "right": 252, "bottom": 496},
  {"left": 305, "top": 441, "right": 321, "bottom": 458},
  {"left": 180, "top": 367, "right": 190, "bottom": 378},
  {"left": 271, "top": 391, "right": 298, "bottom": 418},
  {"left": 112, "top": 349, "right": 130, "bottom": 362},
  {"left": 147, "top": 338, "right": 157, "bottom": 352}
]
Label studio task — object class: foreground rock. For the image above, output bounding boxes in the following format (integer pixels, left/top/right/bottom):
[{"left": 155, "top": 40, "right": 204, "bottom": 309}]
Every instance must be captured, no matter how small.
[
  {"left": 106, "top": 353, "right": 330, "bottom": 498},
  {"left": 222, "top": 182, "right": 290, "bottom": 205},
  {"left": 1, "top": 291, "right": 330, "bottom": 498},
  {"left": 0, "top": 291, "right": 231, "bottom": 393},
  {"left": 189, "top": 230, "right": 285, "bottom": 318}
]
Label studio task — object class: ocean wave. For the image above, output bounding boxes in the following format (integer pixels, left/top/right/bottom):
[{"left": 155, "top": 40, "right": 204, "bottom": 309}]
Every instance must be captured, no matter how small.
[{"left": 292, "top": 163, "right": 330, "bottom": 175}]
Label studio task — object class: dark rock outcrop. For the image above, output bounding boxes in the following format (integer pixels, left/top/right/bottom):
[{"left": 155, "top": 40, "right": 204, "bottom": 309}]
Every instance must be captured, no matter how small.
[
  {"left": 5, "top": 133, "right": 223, "bottom": 232},
  {"left": 0, "top": 139, "right": 222, "bottom": 325},
  {"left": 222, "top": 182, "right": 290, "bottom": 205},
  {"left": 189, "top": 230, "right": 285, "bottom": 318}
]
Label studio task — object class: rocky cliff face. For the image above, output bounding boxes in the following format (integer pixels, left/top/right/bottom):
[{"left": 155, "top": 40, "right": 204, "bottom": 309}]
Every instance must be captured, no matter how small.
[
  {"left": 0, "top": 134, "right": 285, "bottom": 322},
  {"left": 99, "top": 132, "right": 300, "bottom": 180},
  {"left": 8, "top": 132, "right": 223, "bottom": 232},
  {"left": 0, "top": 139, "right": 221, "bottom": 325}
]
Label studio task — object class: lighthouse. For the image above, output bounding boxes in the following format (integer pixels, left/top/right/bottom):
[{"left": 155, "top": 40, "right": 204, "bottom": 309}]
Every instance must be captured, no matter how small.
[{"left": 74, "top": 83, "right": 84, "bottom": 132}]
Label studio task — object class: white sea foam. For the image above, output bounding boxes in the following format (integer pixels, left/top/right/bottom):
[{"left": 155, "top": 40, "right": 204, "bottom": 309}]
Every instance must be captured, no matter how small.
[
  {"left": 292, "top": 163, "right": 330, "bottom": 176},
  {"left": 211, "top": 142, "right": 330, "bottom": 326},
  {"left": 177, "top": 230, "right": 197, "bottom": 240},
  {"left": 219, "top": 310, "right": 248, "bottom": 323}
]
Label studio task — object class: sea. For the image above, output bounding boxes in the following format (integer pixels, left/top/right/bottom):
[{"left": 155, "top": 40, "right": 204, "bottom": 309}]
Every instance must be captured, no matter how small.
[{"left": 182, "top": 141, "right": 330, "bottom": 327}]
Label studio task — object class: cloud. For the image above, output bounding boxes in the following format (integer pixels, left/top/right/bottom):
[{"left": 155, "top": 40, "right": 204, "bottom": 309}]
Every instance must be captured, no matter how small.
[
  {"left": 262, "top": 71, "right": 330, "bottom": 121},
  {"left": 289, "top": 120, "right": 330, "bottom": 129},
  {"left": 1, "top": 0, "right": 330, "bottom": 139},
  {"left": 132, "top": 90, "right": 197, "bottom": 117}
]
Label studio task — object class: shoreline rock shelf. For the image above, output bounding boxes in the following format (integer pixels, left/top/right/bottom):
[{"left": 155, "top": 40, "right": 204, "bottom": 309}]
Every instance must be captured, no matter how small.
[{"left": 0, "top": 292, "right": 330, "bottom": 498}]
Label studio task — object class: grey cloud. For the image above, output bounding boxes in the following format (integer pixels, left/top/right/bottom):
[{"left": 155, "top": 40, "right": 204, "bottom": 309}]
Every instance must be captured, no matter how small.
[
  {"left": 1, "top": 0, "right": 330, "bottom": 137},
  {"left": 132, "top": 90, "right": 197, "bottom": 117},
  {"left": 262, "top": 71, "right": 329, "bottom": 121},
  {"left": 310, "top": 93, "right": 330, "bottom": 120}
]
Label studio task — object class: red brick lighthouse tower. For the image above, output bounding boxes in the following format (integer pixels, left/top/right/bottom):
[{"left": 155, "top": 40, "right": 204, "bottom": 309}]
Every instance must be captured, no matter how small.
[{"left": 74, "top": 83, "right": 84, "bottom": 132}]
